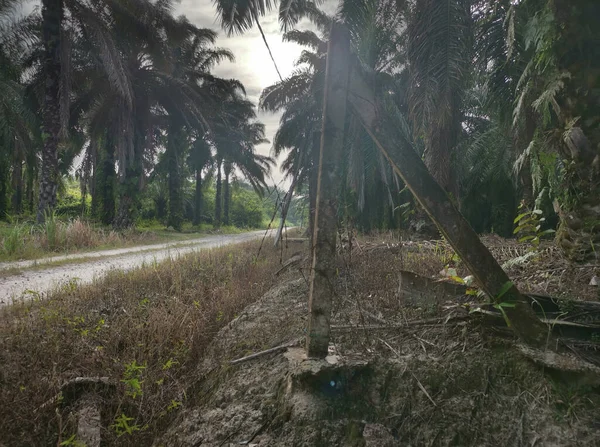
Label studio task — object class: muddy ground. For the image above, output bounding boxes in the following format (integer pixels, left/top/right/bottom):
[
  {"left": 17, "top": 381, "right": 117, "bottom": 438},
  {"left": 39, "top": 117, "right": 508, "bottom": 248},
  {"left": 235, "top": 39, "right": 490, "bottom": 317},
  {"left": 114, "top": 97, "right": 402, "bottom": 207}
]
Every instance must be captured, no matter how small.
[{"left": 157, "top": 238, "right": 600, "bottom": 446}]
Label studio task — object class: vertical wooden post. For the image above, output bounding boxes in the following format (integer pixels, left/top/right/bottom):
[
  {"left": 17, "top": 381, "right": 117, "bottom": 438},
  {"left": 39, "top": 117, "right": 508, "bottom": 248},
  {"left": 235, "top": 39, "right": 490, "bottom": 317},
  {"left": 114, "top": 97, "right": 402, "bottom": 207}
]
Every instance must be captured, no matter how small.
[{"left": 306, "top": 23, "right": 351, "bottom": 358}]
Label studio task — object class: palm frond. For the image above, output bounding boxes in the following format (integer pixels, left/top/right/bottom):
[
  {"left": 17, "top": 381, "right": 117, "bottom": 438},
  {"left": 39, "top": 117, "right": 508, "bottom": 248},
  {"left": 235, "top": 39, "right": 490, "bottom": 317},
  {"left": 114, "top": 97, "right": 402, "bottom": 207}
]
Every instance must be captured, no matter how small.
[
  {"left": 283, "top": 29, "right": 324, "bottom": 50},
  {"left": 213, "top": 0, "right": 276, "bottom": 35},
  {"left": 259, "top": 68, "right": 312, "bottom": 111},
  {"left": 74, "top": 3, "right": 133, "bottom": 106}
]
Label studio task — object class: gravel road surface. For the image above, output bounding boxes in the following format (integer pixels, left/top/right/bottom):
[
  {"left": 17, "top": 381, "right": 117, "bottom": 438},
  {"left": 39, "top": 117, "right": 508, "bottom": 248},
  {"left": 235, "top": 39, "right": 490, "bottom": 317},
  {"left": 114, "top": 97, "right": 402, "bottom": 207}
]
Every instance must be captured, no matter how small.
[{"left": 0, "top": 230, "right": 273, "bottom": 305}]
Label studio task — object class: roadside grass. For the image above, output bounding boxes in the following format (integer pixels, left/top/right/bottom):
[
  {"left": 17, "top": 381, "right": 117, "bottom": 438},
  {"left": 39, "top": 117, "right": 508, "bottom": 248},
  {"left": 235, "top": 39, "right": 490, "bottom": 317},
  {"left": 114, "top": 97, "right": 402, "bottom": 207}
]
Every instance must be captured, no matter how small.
[
  {"left": 0, "top": 238, "right": 290, "bottom": 446},
  {"left": 0, "top": 217, "right": 250, "bottom": 263}
]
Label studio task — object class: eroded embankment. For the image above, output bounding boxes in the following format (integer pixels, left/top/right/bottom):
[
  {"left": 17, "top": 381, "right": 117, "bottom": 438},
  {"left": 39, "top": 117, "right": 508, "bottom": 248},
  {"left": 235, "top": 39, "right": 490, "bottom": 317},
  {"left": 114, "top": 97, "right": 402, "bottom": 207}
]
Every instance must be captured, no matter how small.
[{"left": 157, "top": 275, "right": 600, "bottom": 446}]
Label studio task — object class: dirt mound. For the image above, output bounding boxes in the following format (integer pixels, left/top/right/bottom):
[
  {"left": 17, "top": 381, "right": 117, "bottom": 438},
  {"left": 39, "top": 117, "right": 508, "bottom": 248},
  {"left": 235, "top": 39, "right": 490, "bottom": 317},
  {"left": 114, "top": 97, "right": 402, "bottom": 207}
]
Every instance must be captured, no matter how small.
[{"left": 157, "top": 274, "right": 600, "bottom": 446}]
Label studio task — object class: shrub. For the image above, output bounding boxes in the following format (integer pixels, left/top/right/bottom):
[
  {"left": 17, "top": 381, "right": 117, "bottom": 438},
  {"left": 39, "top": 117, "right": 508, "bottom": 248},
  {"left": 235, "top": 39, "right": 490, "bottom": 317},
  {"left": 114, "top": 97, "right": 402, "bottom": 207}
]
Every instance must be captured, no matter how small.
[
  {"left": 65, "top": 218, "right": 97, "bottom": 249},
  {"left": 230, "top": 189, "right": 265, "bottom": 228},
  {"left": 2, "top": 223, "right": 26, "bottom": 255},
  {"left": 41, "top": 211, "right": 66, "bottom": 251}
]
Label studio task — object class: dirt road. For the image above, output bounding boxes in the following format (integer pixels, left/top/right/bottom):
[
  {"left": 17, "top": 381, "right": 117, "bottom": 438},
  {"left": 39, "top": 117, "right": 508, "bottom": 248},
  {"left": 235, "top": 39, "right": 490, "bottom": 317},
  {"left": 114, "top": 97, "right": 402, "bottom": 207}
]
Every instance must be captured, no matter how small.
[{"left": 0, "top": 229, "right": 273, "bottom": 305}]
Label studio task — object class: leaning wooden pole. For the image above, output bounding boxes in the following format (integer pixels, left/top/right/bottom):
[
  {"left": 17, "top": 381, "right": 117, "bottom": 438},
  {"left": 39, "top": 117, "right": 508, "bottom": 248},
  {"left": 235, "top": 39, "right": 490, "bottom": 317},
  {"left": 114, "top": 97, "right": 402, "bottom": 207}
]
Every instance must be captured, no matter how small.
[
  {"left": 274, "top": 175, "right": 298, "bottom": 248},
  {"left": 342, "top": 37, "right": 549, "bottom": 348},
  {"left": 305, "top": 23, "right": 351, "bottom": 358}
]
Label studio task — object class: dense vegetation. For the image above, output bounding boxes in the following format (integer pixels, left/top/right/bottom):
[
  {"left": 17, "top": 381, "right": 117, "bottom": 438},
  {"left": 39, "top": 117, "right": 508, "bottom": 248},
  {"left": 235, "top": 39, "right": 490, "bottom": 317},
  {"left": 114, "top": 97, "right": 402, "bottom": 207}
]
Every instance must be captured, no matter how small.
[
  {"left": 245, "top": 0, "right": 599, "bottom": 261},
  {"left": 1, "top": 0, "right": 599, "bottom": 258},
  {"left": 0, "top": 0, "right": 277, "bottom": 234},
  {"left": 0, "top": 0, "right": 599, "bottom": 445}
]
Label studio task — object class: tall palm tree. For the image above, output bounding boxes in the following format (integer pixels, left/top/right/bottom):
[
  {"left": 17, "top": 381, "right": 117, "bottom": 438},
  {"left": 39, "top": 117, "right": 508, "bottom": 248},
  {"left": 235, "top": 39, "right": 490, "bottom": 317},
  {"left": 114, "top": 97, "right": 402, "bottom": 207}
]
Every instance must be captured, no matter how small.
[
  {"left": 407, "top": 0, "right": 473, "bottom": 195},
  {"left": 161, "top": 24, "right": 239, "bottom": 230},
  {"left": 188, "top": 135, "right": 212, "bottom": 225},
  {"left": 475, "top": 0, "right": 600, "bottom": 260},
  {"left": 261, "top": 0, "right": 410, "bottom": 233},
  {"left": 37, "top": 0, "right": 63, "bottom": 222},
  {"left": 0, "top": 0, "right": 39, "bottom": 218},
  {"left": 73, "top": 6, "right": 236, "bottom": 228},
  {"left": 33, "top": 0, "right": 185, "bottom": 223},
  {"left": 222, "top": 120, "right": 272, "bottom": 225},
  {"left": 212, "top": 96, "right": 272, "bottom": 227}
]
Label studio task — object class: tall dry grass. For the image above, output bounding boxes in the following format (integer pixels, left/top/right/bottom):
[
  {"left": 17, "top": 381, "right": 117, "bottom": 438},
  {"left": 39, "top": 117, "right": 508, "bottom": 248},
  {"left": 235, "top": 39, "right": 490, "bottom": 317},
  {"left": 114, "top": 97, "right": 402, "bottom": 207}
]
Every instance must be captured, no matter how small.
[
  {"left": 0, "top": 217, "right": 160, "bottom": 260},
  {"left": 0, "top": 238, "right": 292, "bottom": 446}
]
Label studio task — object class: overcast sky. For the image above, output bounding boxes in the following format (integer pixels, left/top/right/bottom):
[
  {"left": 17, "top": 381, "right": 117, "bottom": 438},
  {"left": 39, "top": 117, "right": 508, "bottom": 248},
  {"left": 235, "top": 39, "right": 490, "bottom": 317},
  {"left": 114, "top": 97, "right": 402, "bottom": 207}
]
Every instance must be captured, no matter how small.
[{"left": 176, "top": 1, "right": 312, "bottom": 187}]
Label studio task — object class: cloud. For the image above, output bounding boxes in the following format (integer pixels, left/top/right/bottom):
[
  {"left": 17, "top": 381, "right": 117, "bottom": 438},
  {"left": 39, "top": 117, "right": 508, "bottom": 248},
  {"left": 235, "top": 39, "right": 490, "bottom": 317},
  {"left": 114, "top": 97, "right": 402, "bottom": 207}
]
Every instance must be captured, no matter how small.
[{"left": 176, "top": 1, "right": 312, "bottom": 187}]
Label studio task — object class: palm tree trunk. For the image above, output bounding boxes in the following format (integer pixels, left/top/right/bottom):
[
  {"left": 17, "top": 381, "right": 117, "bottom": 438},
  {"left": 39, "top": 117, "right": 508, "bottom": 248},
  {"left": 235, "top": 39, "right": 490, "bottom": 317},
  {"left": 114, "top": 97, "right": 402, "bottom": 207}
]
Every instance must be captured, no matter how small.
[
  {"left": 215, "top": 159, "right": 222, "bottom": 227},
  {"left": 114, "top": 121, "right": 144, "bottom": 229},
  {"left": 223, "top": 162, "right": 231, "bottom": 226},
  {"left": 193, "top": 169, "right": 202, "bottom": 226},
  {"left": 37, "top": 0, "right": 63, "bottom": 223},
  {"left": 96, "top": 138, "right": 116, "bottom": 226},
  {"left": 88, "top": 146, "right": 98, "bottom": 217},
  {"left": 348, "top": 45, "right": 549, "bottom": 347},
  {"left": 0, "top": 160, "right": 8, "bottom": 219},
  {"left": 11, "top": 157, "right": 23, "bottom": 214},
  {"left": 26, "top": 164, "right": 35, "bottom": 213},
  {"left": 167, "top": 120, "right": 184, "bottom": 231}
]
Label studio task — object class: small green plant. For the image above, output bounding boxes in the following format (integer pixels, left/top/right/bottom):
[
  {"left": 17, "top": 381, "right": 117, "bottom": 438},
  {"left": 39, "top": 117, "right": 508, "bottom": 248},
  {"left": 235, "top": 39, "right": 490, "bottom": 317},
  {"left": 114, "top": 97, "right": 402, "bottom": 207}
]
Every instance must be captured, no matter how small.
[
  {"left": 395, "top": 201, "right": 415, "bottom": 226},
  {"left": 166, "top": 399, "right": 182, "bottom": 412},
  {"left": 122, "top": 360, "right": 146, "bottom": 399},
  {"left": 513, "top": 202, "right": 555, "bottom": 251},
  {"left": 493, "top": 281, "right": 516, "bottom": 327},
  {"left": 59, "top": 434, "right": 86, "bottom": 447},
  {"left": 111, "top": 413, "right": 143, "bottom": 437},
  {"left": 162, "top": 358, "right": 179, "bottom": 370}
]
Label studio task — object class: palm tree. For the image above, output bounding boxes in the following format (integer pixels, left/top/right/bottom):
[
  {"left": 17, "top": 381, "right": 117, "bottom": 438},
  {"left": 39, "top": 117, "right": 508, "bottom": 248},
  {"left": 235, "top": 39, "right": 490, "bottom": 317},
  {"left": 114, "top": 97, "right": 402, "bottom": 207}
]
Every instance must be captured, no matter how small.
[
  {"left": 213, "top": 0, "right": 330, "bottom": 83},
  {"left": 222, "top": 121, "right": 272, "bottom": 225},
  {"left": 70, "top": 6, "right": 237, "bottom": 228},
  {"left": 260, "top": 25, "right": 328, "bottom": 236},
  {"left": 34, "top": 0, "right": 145, "bottom": 222},
  {"left": 261, "top": 1, "right": 410, "bottom": 234},
  {"left": 188, "top": 135, "right": 212, "bottom": 225},
  {"left": 406, "top": 0, "right": 473, "bottom": 195},
  {"left": 0, "top": 0, "right": 39, "bottom": 218},
  {"left": 33, "top": 0, "right": 187, "bottom": 223},
  {"left": 213, "top": 0, "right": 325, "bottom": 34},
  {"left": 37, "top": 0, "right": 63, "bottom": 222},
  {"left": 475, "top": 0, "right": 600, "bottom": 261},
  {"left": 161, "top": 25, "right": 239, "bottom": 230},
  {"left": 212, "top": 96, "right": 272, "bottom": 227}
]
